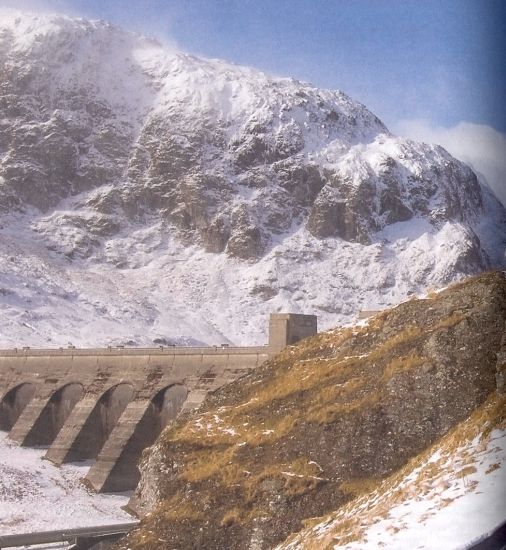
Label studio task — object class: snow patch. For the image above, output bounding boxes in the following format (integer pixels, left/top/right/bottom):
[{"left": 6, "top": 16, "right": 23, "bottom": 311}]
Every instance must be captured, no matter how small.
[{"left": 0, "top": 432, "right": 131, "bottom": 535}]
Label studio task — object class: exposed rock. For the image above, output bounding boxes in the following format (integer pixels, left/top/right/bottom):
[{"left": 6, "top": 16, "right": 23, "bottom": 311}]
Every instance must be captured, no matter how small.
[
  {"left": 0, "top": 11, "right": 495, "bottom": 259},
  {"left": 0, "top": 11, "right": 505, "bottom": 348},
  {"left": 121, "top": 272, "right": 506, "bottom": 550}
]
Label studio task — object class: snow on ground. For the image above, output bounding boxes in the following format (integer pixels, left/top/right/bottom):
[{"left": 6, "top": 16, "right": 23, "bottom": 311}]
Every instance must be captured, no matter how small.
[
  {"left": 331, "top": 429, "right": 506, "bottom": 550},
  {"left": 1, "top": 9, "right": 504, "bottom": 350},
  {"left": 0, "top": 209, "right": 485, "bottom": 349},
  {"left": 0, "top": 432, "right": 132, "bottom": 536},
  {"left": 278, "top": 394, "right": 506, "bottom": 550}
]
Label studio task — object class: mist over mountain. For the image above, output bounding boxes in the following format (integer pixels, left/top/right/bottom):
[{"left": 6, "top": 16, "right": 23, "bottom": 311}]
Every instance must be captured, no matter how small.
[{"left": 1, "top": 10, "right": 505, "bottom": 347}]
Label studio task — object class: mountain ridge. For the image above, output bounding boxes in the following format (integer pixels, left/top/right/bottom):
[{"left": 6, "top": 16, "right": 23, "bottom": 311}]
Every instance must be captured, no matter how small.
[{"left": 0, "top": 10, "right": 505, "bottom": 347}]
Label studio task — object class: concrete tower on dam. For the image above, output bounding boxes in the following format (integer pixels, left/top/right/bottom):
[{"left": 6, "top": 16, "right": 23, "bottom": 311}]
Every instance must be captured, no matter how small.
[{"left": 0, "top": 313, "right": 317, "bottom": 492}]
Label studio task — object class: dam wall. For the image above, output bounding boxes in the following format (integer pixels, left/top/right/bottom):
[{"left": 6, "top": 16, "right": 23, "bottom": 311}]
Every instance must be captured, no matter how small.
[{"left": 0, "top": 313, "right": 317, "bottom": 492}]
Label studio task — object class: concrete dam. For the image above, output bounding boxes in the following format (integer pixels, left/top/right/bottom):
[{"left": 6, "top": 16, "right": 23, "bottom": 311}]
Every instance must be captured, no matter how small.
[{"left": 0, "top": 313, "right": 317, "bottom": 492}]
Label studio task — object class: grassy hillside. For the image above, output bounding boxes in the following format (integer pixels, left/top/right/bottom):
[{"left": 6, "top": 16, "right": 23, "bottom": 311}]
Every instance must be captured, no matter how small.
[
  {"left": 278, "top": 392, "right": 506, "bottom": 549},
  {"left": 119, "top": 271, "right": 506, "bottom": 550}
]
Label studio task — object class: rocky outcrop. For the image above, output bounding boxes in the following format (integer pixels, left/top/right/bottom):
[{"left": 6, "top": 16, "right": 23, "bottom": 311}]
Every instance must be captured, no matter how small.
[
  {"left": 0, "top": 11, "right": 493, "bottom": 260},
  {"left": 120, "top": 272, "right": 506, "bottom": 550},
  {"left": 0, "top": 10, "right": 505, "bottom": 349}
]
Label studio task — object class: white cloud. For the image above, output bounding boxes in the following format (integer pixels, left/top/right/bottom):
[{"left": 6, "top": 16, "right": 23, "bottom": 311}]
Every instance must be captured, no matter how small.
[{"left": 393, "top": 119, "right": 506, "bottom": 208}]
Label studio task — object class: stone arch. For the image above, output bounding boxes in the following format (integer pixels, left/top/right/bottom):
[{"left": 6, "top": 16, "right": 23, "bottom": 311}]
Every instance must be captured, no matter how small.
[
  {"left": 0, "top": 383, "right": 36, "bottom": 431},
  {"left": 155, "top": 384, "right": 189, "bottom": 432},
  {"left": 65, "top": 383, "right": 135, "bottom": 462},
  {"left": 24, "top": 383, "right": 84, "bottom": 446},
  {"left": 100, "top": 383, "right": 188, "bottom": 492}
]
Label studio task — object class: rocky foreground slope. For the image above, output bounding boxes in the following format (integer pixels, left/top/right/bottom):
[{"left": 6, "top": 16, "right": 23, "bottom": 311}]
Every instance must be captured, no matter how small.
[
  {"left": 1, "top": 10, "right": 506, "bottom": 347},
  {"left": 119, "top": 271, "right": 506, "bottom": 550},
  {"left": 279, "top": 393, "right": 506, "bottom": 549}
]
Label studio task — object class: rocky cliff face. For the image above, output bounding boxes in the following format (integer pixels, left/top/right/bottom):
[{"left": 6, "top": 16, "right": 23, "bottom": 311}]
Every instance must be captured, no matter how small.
[
  {"left": 120, "top": 272, "right": 506, "bottom": 550},
  {"left": 0, "top": 10, "right": 505, "bottom": 347}
]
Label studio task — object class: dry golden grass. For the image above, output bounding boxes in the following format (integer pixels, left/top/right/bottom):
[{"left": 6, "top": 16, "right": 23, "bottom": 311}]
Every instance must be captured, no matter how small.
[
  {"left": 426, "top": 288, "right": 439, "bottom": 299},
  {"left": 242, "top": 458, "right": 325, "bottom": 502},
  {"left": 141, "top": 496, "right": 205, "bottom": 534},
  {"left": 381, "top": 354, "right": 426, "bottom": 381},
  {"left": 169, "top": 345, "right": 383, "bottom": 494},
  {"left": 173, "top": 359, "right": 373, "bottom": 486},
  {"left": 312, "top": 375, "right": 368, "bottom": 404},
  {"left": 283, "top": 474, "right": 320, "bottom": 497},
  {"left": 169, "top": 350, "right": 373, "bottom": 452},
  {"left": 180, "top": 436, "right": 327, "bottom": 503},
  {"left": 369, "top": 325, "right": 422, "bottom": 360},
  {"left": 456, "top": 465, "right": 477, "bottom": 478},
  {"left": 288, "top": 457, "right": 323, "bottom": 477},
  {"left": 339, "top": 477, "right": 382, "bottom": 496},
  {"left": 365, "top": 310, "right": 390, "bottom": 331},
  {"left": 167, "top": 312, "right": 432, "bottom": 463},
  {"left": 433, "top": 311, "right": 468, "bottom": 330},
  {"left": 220, "top": 507, "right": 242, "bottom": 527},
  {"left": 485, "top": 463, "right": 500, "bottom": 474},
  {"left": 279, "top": 392, "right": 506, "bottom": 549},
  {"left": 180, "top": 445, "right": 238, "bottom": 483},
  {"left": 162, "top": 500, "right": 203, "bottom": 522},
  {"left": 308, "top": 324, "right": 369, "bottom": 351},
  {"left": 307, "top": 390, "right": 381, "bottom": 424},
  {"left": 329, "top": 526, "right": 362, "bottom": 546}
]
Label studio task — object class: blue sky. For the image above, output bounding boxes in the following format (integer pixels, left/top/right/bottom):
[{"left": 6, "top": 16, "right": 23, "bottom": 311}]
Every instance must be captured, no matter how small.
[{"left": 10, "top": 0, "right": 504, "bottom": 133}]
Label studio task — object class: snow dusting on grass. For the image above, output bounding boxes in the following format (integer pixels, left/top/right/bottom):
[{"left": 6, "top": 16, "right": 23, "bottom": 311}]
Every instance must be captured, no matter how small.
[
  {"left": 278, "top": 393, "right": 506, "bottom": 550},
  {"left": 0, "top": 432, "right": 132, "bottom": 535}
]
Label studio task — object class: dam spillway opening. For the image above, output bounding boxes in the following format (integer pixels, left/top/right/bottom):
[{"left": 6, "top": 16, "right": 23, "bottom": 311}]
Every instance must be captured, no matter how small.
[
  {"left": 0, "top": 382, "right": 36, "bottom": 431},
  {"left": 89, "top": 383, "right": 189, "bottom": 493},
  {"left": 62, "top": 382, "right": 135, "bottom": 463}
]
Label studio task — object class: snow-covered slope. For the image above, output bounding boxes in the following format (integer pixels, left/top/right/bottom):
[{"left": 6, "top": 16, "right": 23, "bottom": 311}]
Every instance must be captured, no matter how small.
[
  {"left": 1, "top": 9, "right": 505, "bottom": 347},
  {"left": 277, "top": 393, "right": 506, "bottom": 550},
  {"left": 0, "top": 432, "right": 132, "bottom": 535}
]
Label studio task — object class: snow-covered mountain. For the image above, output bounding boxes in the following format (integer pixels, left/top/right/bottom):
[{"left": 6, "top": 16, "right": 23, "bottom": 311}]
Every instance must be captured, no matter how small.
[{"left": 1, "top": 9, "right": 505, "bottom": 347}]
